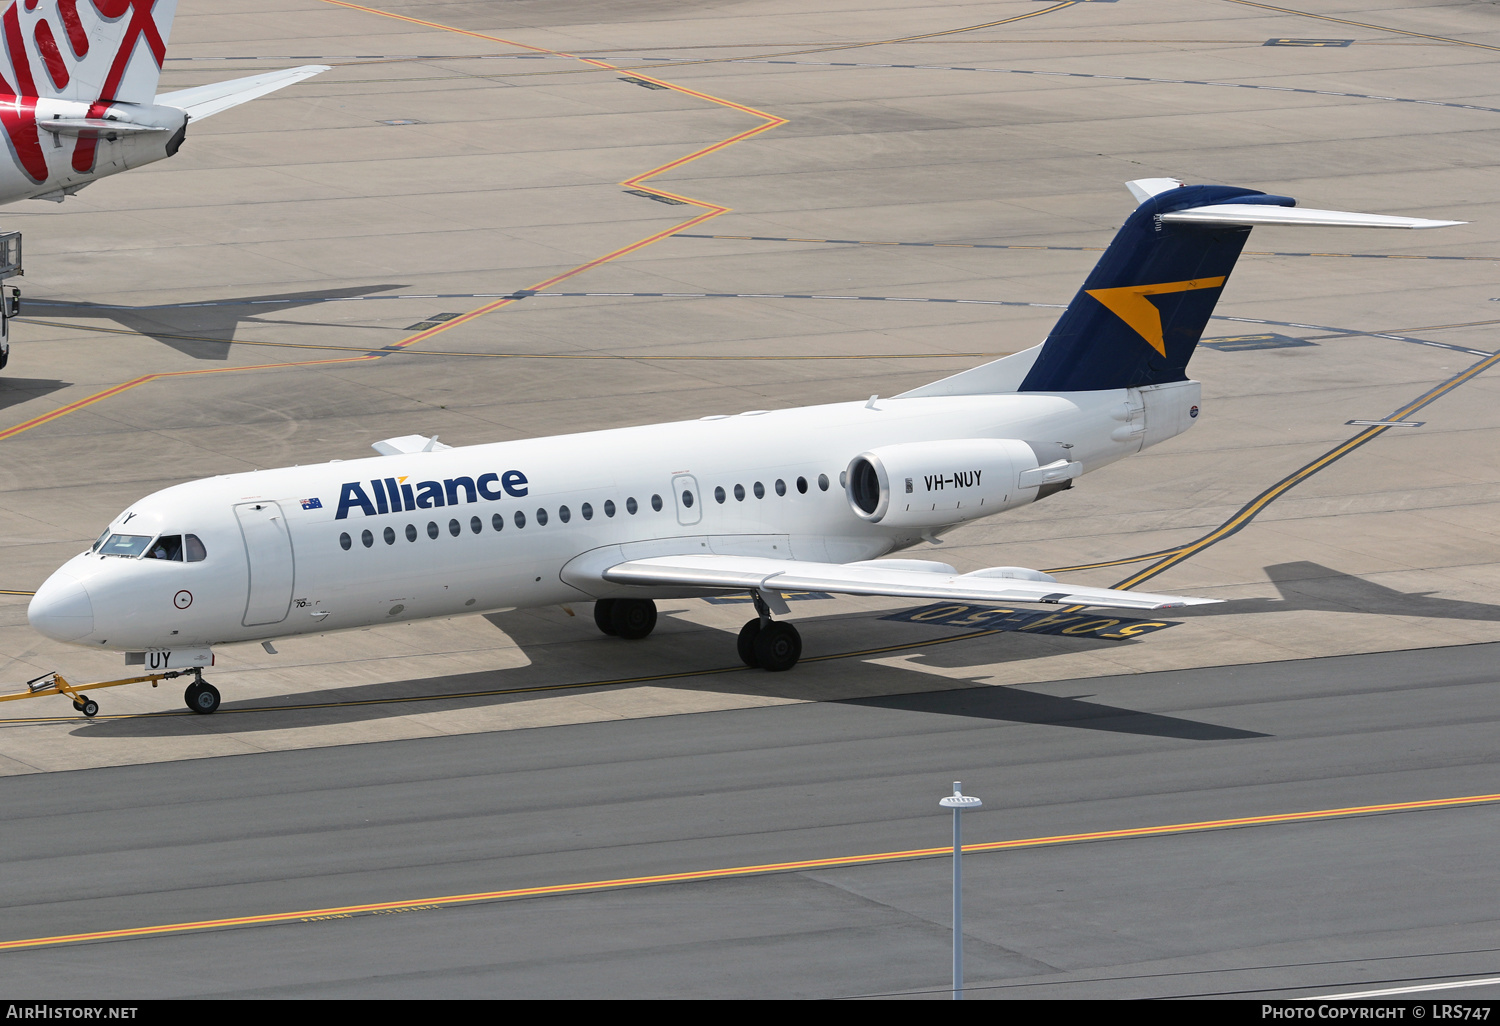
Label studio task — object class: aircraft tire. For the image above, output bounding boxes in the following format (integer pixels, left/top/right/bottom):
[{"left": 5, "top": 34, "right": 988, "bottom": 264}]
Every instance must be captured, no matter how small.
[
  {"left": 737, "top": 619, "right": 762, "bottom": 668},
  {"left": 593, "top": 599, "right": 618, "bottom": 636},
  {"left": 753, "top": 622, "right": 801, "bottom": 672},
  {"left": 185, "top": 681, "right": 221, "bottom": 715},
  {"left": 609, "top": 598, "right": 657, "bottom": 640}
]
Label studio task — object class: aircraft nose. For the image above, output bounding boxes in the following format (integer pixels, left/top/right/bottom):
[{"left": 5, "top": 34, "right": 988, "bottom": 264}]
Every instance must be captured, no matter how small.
[{"left": 28, "top": 571, "right": 95, "bottom": 642}]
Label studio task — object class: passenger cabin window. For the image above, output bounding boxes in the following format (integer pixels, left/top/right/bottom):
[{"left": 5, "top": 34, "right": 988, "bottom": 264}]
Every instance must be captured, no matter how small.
[
  {"left": 407, "top": 524, "right": 418, "bottom": 542},
  {"left": 146, "top": 535, "right": 184, "bottom": 561},
  {"left": 734, "top": 484, "right": 745, "bottom": 501},
  {"left": 492, "top": 513, "right": 504, "bottom": 532},
  {"left": 775, "top": 479, "right": 786, "bottom": 496},
  {"left": 536, "top": 508, "right": 549, "bottom": 526},
  {"left": 754, "top": 482, "right": 765, "bottom": 499},
  {"left": 818, "top": 474, "right": 829, "bottom": 491},
  {"left": 713, "top": 487, "right": 724, "bottom": 504},
  {"left": 582, "top": 503, "right": 594, "bottom": 521},
  {"left": 626, "top": 498, "right": 638, "bottom": 515},
  {"left": 651, "top": 494, "right": 663, "bottom": 512},
  {"left": 605, "top": 500, "right": 616, "bottom": 517},
  {"left": 797, "top": 476, "right": 808, "bottom": 494}
]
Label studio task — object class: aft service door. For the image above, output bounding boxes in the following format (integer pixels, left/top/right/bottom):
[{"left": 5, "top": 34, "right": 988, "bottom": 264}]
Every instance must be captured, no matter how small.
[
  {"left": 235, "top": 501, "right": 295, "bottom": 627},
  {"left": 671, "top": 474, "right": 702, "bottom": 527}
]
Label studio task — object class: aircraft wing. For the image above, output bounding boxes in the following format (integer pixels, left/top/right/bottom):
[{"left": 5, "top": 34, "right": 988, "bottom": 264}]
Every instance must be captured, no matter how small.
[
  {"left": 156, "top": 66, "right": 332, "bottom": 121},
  {"left": 599, "top": 554, "right": 1217, "bottom": 611}
]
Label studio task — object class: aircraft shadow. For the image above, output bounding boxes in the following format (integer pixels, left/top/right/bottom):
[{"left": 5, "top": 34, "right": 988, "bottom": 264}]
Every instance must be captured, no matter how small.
[
  {"left": 1174, "top": 560, "right": 1500, "bottom": 622},
  {"left": 73, "top": 601, "right": 1259, "bottom": 742},
  {"left": 25, "top": 284, "right": 408, "bottom": 361},
  {"left": 0, "top": 376, "right": 70, "bottom": 411},
  {"left": 841, "top": 686, "right": 1267, "bottom": 740}
]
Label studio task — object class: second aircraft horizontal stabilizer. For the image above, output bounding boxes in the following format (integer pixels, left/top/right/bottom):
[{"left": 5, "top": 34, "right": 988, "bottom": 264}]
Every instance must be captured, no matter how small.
[
  {"left": 156, "top": 66, "right": 333, "bottom": 121},
  {"left": 600, "top": 554, "right": 1219, "bottom": 611}
]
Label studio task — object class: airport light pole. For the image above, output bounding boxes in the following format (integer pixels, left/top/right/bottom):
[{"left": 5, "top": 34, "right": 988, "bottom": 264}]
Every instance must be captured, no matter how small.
[{"left": 939, "top": 780, "right": 982, "bottom": 1000}]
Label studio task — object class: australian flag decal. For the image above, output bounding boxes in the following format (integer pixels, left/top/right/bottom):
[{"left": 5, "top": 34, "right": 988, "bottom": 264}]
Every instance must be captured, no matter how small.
[{"left": 300, "top": 498, "right": 323, "bottom": 510}]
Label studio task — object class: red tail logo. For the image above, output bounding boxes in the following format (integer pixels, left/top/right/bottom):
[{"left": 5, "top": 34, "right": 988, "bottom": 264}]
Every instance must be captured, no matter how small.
[{"left": 0, "top": 1, "right": 171, "bottom": 180}]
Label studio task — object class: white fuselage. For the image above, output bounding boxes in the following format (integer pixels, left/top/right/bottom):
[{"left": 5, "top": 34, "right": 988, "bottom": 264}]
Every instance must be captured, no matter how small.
[
  {"left": 0, "top": 98, "right": 185, "bottom": 205},
  {"left": 29, "top": 381, "right": 1199, "bottom": 655}
]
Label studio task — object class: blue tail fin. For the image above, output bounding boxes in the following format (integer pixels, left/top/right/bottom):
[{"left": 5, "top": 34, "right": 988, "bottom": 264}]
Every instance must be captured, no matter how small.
[{"left": 1018, "top": 183, "right": 1292, "bottom": 392}]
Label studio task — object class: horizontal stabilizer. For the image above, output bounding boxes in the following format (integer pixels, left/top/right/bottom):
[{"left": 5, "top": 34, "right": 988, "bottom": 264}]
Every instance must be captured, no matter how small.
[
  {"left": 38, "top": 119, "right": 168, "bottom": 137},
  {"left": 1161, "top": 204, "right": 1464, "bottom": 229},
  {"left": 600, "top": 554, "right": 1219, "bottom": 611},
  {"left": 156, "top": 66, "right": 331, "bottom": 121},
  {"left": 372, "top": 434, "right": 453, "bottom": 456}
]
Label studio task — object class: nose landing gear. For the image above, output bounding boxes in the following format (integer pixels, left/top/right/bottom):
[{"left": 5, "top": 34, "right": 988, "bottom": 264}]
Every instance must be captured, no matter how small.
[
  {"left": 738, "top": 591, "right": 802, "bottom": 672},
  {"left": 183, "top": 669, "right": 221, "bottom": 714}
]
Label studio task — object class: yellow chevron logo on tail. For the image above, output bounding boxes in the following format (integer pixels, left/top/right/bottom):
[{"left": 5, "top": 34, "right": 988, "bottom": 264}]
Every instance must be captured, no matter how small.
[{"left": 1085, "top": 277, "right": 1227, "bottom": 356}]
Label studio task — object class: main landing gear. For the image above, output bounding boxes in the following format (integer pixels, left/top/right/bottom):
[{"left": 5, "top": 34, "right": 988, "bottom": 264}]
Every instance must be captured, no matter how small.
[
  {"left": 737, "top": 592, "right": 802, "bottom": 672},
  {"left": 183, "top": 669, "right": 221, "bottom": 715},
  {"left": 592, "top": 593, "right": 802, "bottom": 671},
  {"left": 593, "top": 598, "right": 659, "bottom": 640}
]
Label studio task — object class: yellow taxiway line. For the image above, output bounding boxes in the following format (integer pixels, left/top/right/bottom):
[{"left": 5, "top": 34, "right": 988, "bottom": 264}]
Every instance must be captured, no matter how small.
[{"left": 2, "top": 791, "right": 1494, "bottom": 952}]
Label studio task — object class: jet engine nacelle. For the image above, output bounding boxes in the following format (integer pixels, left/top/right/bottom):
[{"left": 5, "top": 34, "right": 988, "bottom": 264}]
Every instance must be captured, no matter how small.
[{"left": 845, "top": 438, "right": 1079, "bottom": 528}]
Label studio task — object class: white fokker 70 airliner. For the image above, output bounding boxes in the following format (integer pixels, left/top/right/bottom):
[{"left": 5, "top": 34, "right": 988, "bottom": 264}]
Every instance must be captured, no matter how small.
[{"left": 27, "top": 179, "right": 1461, "bottom": 714}]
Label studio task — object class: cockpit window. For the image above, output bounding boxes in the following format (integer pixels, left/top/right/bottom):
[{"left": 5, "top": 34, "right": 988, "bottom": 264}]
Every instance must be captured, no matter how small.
[
  {"left": 185, "top": 535, "right": 207, "bottom": 562},
  {"left": 146, "top": 536, "right": 184, "bottom": 561},
  {"left": 100, "top": 534, "right": 152, "bottom": 557},
  {"left": 90, "top": 529, "right": 111, "bottom": 553}
]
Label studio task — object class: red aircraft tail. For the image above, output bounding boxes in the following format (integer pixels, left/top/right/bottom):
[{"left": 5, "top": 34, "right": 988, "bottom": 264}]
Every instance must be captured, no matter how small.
[{"left": 0, "top": 0, "right": 177, "bottom": 105}]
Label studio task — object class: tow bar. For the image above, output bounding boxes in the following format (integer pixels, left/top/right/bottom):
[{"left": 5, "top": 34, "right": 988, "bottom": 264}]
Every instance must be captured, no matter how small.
[{"left": 0, "top": 669, "right": 192, "bottom": 718}]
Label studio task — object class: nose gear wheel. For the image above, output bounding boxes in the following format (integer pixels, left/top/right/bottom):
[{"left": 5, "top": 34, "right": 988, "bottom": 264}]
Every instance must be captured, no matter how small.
[{"left": 184, "top": 680, "right": 221, "bottom": 714}]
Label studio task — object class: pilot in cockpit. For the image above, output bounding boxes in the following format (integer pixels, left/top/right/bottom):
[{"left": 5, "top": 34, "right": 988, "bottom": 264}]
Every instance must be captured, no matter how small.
[{"left": 147, "top": 535, "right": 184, "bottom": 561}]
